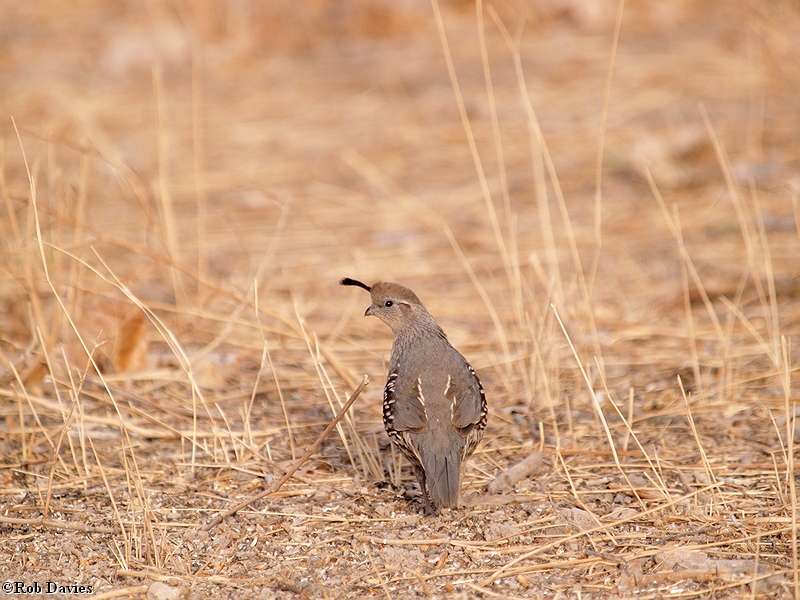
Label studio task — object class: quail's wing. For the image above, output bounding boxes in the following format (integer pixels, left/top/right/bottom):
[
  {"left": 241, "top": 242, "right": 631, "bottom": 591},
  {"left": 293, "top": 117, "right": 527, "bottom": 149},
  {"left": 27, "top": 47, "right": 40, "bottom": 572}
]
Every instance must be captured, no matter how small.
[
  {"left": 384, "top": 368, "right": 429, "bottom": 431},
  {"left": 447, "top": 362, "right": 486, "bottom": 431}
]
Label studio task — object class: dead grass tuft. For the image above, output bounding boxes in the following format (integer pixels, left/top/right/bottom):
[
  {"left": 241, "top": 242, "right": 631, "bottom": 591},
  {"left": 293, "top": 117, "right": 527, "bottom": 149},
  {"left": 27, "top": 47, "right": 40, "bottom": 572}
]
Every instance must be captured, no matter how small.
[{"left": 1, "top": 0, "right": 799, "bottom": 597}]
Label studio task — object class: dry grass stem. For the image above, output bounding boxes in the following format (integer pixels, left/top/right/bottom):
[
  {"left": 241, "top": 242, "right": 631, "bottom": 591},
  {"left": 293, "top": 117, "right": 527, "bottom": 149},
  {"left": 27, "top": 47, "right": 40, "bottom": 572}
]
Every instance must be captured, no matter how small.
[
  {"left": 1, "top": 1, "right": 799, "bottom": 597},
  {"left": 204, "top": 375, "right": 368, "bottom": 530}
]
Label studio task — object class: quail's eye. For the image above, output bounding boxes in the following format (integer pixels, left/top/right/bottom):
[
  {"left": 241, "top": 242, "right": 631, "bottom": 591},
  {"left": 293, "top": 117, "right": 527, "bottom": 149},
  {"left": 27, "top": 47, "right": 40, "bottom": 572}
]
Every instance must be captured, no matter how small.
[{"left": 384, "top": 300, "right": 393, "bottom": 307}]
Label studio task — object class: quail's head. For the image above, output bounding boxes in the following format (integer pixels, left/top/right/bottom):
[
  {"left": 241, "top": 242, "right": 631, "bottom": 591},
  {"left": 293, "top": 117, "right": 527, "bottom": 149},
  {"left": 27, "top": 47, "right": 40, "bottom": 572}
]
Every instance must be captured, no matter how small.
[{"left": 340, "top": 278, "right": 428, "bottom": 334}]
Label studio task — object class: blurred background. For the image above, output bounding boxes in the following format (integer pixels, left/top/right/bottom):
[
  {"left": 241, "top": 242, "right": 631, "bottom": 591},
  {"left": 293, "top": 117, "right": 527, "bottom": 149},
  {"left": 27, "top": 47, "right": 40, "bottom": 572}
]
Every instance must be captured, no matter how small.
[
  {"left": 1, "top": 0, "right": 799, "bottom": 595},
  {"left": 2, "top": 0, "right": 797, "bottom": 372}
]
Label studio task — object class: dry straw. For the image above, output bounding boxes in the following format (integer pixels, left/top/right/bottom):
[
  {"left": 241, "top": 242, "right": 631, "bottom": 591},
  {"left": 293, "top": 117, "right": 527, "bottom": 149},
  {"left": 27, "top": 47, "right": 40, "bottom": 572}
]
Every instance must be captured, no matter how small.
[{"left": 1, "top": 0, "right": 799, "bottom": 597}]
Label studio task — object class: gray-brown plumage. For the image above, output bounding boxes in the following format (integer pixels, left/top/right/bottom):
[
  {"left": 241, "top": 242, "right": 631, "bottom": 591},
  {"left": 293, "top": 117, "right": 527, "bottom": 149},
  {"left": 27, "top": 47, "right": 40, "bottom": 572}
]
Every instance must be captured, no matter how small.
[{"left": 340, "top": 277, "right": 487, "bottom": 513}]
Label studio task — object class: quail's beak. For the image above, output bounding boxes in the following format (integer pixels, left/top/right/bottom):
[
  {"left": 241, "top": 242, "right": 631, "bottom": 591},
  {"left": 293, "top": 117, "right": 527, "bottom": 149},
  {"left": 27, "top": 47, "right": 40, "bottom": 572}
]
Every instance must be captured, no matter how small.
[{"left": 364, "top": 305, "right": 375, "bottom": 317}]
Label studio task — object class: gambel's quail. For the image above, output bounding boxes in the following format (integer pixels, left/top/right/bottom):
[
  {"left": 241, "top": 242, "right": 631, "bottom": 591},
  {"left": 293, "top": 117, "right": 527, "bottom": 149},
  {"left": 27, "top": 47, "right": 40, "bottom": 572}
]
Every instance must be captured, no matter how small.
[{"left": 341, "top": 278, "right": 487, "bottom": 514}]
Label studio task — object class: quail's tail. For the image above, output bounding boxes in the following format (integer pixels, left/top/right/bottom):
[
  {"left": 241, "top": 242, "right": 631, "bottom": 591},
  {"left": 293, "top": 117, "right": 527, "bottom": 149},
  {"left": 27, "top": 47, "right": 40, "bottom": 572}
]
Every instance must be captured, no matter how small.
[{"left": 423, "top": 451, "right": 461, "bottom": 509}]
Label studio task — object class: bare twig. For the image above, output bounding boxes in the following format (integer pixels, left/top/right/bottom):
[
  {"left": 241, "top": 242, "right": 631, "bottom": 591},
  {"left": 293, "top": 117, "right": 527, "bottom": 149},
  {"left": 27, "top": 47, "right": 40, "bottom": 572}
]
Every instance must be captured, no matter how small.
[{"left": 203, "top": 375, "right": 368, "bottom": 530}]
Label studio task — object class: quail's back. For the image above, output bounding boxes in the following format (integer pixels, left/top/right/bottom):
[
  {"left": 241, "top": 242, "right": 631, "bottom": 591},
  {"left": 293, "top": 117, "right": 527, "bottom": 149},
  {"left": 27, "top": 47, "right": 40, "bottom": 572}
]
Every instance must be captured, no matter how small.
[{"left": 340, "top": 278, "right": 487, "bottom": 513}]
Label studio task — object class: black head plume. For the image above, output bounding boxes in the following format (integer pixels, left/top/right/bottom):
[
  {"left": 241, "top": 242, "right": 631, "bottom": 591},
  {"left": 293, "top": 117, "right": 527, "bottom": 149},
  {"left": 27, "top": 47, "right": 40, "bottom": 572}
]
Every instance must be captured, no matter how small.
[{"left": 340, "top": 277, "right": 372, "bottom": 292}]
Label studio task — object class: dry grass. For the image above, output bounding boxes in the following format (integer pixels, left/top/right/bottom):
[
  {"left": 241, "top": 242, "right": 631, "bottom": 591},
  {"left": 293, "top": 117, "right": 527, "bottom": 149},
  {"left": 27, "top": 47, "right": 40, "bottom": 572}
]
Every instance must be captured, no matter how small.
[{"left": 1, "top": 0, "right": 800, "bottom": 598}]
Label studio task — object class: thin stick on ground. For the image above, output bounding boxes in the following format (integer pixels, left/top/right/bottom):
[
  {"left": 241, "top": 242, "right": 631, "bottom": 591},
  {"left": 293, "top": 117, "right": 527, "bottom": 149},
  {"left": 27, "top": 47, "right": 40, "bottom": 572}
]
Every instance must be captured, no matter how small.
[{"left": 203, "top": 375, "right": 368, "bottom": 530}]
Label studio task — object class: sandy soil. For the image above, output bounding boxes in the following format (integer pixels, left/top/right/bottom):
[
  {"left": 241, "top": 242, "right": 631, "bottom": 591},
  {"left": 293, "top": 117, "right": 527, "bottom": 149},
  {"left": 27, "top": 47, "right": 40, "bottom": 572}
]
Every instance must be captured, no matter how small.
[{"left": 1, "top": 1, "right": 800, "bottom": 598}]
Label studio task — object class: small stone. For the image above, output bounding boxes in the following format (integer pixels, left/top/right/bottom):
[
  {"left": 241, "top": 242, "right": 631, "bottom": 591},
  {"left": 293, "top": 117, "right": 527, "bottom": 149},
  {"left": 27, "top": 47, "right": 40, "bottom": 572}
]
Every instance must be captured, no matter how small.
[{"left": 147, "top": 581, "right": 181, "bottom": 600}]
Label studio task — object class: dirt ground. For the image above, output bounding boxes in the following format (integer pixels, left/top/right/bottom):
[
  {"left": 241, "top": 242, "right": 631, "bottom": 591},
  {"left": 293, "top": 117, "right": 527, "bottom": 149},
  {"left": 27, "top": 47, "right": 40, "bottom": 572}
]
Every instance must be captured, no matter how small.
[{"left": 1, "top": 0, "right": 800, "bottom": 598}]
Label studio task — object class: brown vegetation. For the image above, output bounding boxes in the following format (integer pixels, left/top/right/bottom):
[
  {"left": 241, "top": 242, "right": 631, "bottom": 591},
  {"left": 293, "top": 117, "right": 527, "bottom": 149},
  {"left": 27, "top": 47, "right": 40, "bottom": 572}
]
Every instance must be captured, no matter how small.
[{"left": 1, "top": 0, "right": 799, "bottom": 597}]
